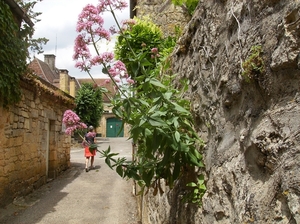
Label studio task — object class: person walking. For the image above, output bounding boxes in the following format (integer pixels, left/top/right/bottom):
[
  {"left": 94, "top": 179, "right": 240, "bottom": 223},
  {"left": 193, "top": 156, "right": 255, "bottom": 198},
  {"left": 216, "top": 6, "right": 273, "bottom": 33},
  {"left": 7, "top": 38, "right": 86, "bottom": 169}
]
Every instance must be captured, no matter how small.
[{"left": 83, "top": 125, "right": 97, "bottom": 172}]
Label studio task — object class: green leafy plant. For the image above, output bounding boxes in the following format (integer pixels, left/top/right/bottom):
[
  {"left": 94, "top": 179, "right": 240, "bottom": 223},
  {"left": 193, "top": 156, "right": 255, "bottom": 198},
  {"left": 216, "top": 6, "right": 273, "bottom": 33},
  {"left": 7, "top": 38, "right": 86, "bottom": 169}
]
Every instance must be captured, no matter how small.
[
  {"left": 183, "top": 174, "right": 206, "bottom": 206},
  {"left": 74, "top": 83, "right": 105, "bottom": 129},
  {"left": 109, "top": 17, "right": 205, "bottom": 197},
  {"left": 115, "top": 16, "right": 166, "bottom": 80},
  {"left": 73, "top": 1, "right": 206, "bottom": 206},
  {"left": 242, "top": 45, "right": 265, "bottom": 82},
  {"left": 171, "top": 0, "right": 199, "bottom": 15}
]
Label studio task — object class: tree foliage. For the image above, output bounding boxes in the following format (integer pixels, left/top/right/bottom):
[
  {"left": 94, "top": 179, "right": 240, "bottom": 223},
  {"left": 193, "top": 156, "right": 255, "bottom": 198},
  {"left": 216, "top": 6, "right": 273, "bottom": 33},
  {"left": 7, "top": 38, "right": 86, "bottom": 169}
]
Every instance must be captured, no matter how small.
[{"left": 74, "top": 83, "right": 104, "bottom": 129}]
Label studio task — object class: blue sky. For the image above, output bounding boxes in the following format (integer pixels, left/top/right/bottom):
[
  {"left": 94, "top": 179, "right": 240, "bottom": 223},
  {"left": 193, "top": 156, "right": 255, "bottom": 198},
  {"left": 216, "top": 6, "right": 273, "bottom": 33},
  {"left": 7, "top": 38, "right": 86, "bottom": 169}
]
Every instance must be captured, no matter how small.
[{"left": 32, "top": 0, "right": 130, "bottom": 78}]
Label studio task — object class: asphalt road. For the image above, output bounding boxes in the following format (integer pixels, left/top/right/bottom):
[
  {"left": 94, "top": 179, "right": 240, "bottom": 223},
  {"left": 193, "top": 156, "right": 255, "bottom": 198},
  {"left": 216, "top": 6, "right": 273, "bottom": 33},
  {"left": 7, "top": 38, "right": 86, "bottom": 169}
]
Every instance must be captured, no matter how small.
[{"left": 0, "top": 137, "right": 140, "bottom": 224}]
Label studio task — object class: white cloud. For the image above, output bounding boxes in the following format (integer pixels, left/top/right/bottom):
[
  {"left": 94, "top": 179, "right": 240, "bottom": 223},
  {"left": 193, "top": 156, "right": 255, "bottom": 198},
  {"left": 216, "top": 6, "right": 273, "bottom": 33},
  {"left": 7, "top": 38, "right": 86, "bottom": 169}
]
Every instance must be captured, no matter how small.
[{"left": 32, "top": 0, "right": 130, "bottom": 78}]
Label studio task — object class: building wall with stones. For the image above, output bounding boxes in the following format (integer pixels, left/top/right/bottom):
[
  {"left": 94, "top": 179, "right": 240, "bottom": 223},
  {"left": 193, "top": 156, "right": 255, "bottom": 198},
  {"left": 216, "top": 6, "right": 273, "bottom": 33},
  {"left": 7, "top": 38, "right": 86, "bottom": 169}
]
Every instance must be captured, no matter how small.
[
  {"left": 136, "top": 0, "right": 300, "bottom": 223},
  {"left": 134, "top": 0, "right": 191, "bottom": 37},
  {"left": 0, "top": 75, "right": 75, "bottom": 208}
]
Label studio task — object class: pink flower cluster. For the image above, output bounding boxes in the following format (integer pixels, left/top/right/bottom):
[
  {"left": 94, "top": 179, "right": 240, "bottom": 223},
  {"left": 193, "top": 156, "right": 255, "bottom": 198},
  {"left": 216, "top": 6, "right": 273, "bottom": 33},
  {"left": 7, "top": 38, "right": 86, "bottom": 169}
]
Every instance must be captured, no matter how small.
[
  {"left": 98, "top": 0, "right": 128, "bottom": 12},
  {"left": 63, "top": 110, "right": 87, "bottom": 135},
  {"left": 73, "top": 0, "right": 135, "bottom": 85},
  {"left": 121, "top": 19, "right": 136, "bottom": 32},
  {"left": 151, "top": 48, "right": 160, "bottom": 58},
  {"left": 109, "top": 60, "right": 127, "bottom": 78}
]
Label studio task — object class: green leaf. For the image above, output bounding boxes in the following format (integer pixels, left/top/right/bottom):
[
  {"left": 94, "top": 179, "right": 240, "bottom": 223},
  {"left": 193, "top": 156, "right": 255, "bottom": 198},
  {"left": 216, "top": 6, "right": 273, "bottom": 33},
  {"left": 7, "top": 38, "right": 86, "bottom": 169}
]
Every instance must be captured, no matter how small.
[
  {"left": 116, "top": 165, "right": 124, "bottom": 177},
  {"left": 141, "top": 58, "right": 153, "bottom": 66},
  {"left": 148, "top": 118, "right": 165, "bottom": 127},
  {"left": 171, "top": 102, "right": 189, "bottom": 113},
  {"left": 174, "top": 131, "right": 180, "bottom": 142},
  {"left": 188, "top": 151, "right": 202, "bottom": 167},
  {"left": 163, "top": 92, "right": 173, "bottom": 100},
  {"left": 186, "top": 182, "right": 197, "bottom": 187},
  {"left": 150, "top": 79, "right": 166, "bottom": 89}
]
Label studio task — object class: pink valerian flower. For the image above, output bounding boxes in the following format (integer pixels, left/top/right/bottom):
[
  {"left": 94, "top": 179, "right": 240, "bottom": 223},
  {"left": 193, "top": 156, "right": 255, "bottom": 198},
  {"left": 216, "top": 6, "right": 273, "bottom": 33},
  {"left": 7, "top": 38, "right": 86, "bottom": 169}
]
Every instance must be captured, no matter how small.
[
  {"left": 126, "top": 78, "right": 135, "bottom": 84},
  {"left": 75, "top": 61, "right": 91, "bottom": 72},
  {"left": 63, "top": 110, "right": 87, "bottom": 136},
  {"left": 97, "top": 0, "right": 128, "bottom": 12},
  {"left": 151, "top": 48, "right": 160, "bottom": 58},
  {"left": 114, "top": 77, "right": 121, "bottom": 83},
  {"left": 105, "top": 79, "right": 111, "bottom": 84},
  {"left": 151, "top": 48, "right": 158, "bottom": 54},
  {"left": 77, "top": 4, "right": 110, "bottom": 41},
  {"left": 87, "top": 52, "right": 115, "bottom": 68},
  {"left": 94, "top": 28, "right": 111, "bottom": 40},
  {"left": 63, "top": 109, "right": 80, "bottom": 125},
  {"left": 100, "top": 52, "right": 114, "bottom": 63},
  {"left": 108, "top": 60, "right": 128, "bottom": 77},
  {"left": 109, "top": 26, "right": 118, "bottom": 35},
  {"left": 77, "top": 5, "right": 104, "bottom": 32},
  {"left": 120, "top": 19, "right": 136, "bottom": 31},
  {"left": 73, "top": 34, "right": 91, "bottom": 61},
  {"left": 123, "top": 19, "right": 136, "bottom": 26}
]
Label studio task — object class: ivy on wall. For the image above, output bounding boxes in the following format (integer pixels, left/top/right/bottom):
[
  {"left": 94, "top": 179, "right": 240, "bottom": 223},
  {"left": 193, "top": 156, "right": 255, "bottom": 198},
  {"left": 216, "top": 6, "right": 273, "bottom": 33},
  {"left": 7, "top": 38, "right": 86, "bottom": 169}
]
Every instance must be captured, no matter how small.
[{"left": 0, "top": 1, "right": 27, "bottom": 107}]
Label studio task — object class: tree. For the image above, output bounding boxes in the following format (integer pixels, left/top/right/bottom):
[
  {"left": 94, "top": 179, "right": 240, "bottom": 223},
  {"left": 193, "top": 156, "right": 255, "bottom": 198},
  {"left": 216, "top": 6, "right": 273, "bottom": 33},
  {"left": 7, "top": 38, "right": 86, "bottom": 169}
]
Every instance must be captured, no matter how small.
[{"left": 74, "top": 83, "right": 104, "bottom": 129}]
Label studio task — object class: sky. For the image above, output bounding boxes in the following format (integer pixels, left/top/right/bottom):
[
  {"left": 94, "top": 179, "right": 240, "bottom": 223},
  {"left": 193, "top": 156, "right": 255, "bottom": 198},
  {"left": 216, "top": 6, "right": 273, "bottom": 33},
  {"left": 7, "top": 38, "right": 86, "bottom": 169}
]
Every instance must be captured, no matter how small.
[{"left": 31, "top": 0, "right": 130, "bottom": 79}]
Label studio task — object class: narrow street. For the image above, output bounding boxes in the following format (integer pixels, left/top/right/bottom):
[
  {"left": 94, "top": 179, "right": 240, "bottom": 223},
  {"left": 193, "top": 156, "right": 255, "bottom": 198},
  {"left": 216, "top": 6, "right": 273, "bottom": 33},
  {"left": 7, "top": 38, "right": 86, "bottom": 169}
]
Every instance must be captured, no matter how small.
[{"left": 0, "top": 138, "right": 140, "bottom": 224}]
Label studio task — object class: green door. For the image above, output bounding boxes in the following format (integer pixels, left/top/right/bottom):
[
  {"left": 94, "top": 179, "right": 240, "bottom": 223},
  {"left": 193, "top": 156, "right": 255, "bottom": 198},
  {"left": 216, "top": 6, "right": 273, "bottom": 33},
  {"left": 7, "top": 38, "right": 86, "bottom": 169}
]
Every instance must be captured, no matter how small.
[{"left": 106, "top": 117, "right": 124, "bottom": 137}]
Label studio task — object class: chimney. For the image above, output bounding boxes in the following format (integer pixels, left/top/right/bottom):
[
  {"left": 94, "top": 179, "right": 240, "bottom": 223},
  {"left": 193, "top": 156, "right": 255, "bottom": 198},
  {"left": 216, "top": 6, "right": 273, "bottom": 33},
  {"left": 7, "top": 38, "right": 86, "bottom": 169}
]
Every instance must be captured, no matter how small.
[
  {"left": 59, "top": 69, "right": 69, "bottom": 93},
  {"left": 44, "top": 54, "right": 56, "bottom": 72},
  {"left": 70, "top": 77, "right": 76, "bottom": 97}
]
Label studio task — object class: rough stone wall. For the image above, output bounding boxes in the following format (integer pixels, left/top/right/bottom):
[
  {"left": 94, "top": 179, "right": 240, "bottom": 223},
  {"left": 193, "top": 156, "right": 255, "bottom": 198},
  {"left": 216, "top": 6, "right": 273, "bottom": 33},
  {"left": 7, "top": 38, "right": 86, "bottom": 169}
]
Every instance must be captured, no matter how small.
[
  {"left": 141, "top": 0, "right": 300, "bottom": 223},
  {"left": 0, "top": 76, "right": 74, "bottom": 208},
  {"left": 135, "top": 0, "right": 191, "bottom": 37}
]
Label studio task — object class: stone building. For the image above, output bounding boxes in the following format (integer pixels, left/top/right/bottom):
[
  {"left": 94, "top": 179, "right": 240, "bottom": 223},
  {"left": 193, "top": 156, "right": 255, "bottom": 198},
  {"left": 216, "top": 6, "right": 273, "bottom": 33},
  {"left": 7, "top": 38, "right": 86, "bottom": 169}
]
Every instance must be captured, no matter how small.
[
  {"left": 0, "top": 0, "right": 75, "bottom": 208},
  {"left": 29, "top": 54, "right": 80, "bottom": 97},
  {"left": 0, "top": 74, "right": 75, "bottom": 208}
]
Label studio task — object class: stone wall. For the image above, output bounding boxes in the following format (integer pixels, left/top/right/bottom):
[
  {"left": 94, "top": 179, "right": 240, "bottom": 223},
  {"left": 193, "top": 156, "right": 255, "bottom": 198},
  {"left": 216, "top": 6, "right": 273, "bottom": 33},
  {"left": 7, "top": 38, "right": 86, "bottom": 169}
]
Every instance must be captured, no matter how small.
[
  {"left": 0, "top": 75, "right": 75, "bottom": 208},
  {"left": 135, "top": 0, "right": 191, "bottom": 37},
  {"left": 139, "top": 0, "right": 300, "bottom": 223}
]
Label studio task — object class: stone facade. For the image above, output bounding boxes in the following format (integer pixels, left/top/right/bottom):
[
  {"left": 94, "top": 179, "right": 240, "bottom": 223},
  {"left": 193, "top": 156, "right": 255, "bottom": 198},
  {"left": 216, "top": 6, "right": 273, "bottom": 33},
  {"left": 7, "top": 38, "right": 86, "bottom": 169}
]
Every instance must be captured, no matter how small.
[
  {"left": 136, "top": 0, "right": 300, "bottom": 223},
  {"left": 0, "top": 75, "right": 75, "bottom": 208},
  {"left": 97, "top": 104, "right": 130, "bottom": 138},
  {"left": 134, "top": 0, "right": 191, "bottom": 37}
]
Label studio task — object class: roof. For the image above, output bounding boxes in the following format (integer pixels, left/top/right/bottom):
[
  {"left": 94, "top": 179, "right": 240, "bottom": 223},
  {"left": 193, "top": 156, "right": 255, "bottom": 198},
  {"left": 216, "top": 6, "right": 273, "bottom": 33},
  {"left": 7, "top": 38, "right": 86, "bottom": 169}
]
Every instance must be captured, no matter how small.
[
  {"left": 28, "top": 57, "right": 59, "bottom": 84},
  {"left": 77, "top": 78, "right": 117, "bottom": 102}
]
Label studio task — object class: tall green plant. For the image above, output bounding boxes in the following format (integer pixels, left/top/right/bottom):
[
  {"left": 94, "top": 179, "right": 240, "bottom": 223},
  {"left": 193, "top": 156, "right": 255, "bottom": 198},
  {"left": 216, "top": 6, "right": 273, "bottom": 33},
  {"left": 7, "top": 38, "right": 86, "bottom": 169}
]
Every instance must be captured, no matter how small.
[{"left": 73, "top": 0, "right": 205, "bottom": 204}]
